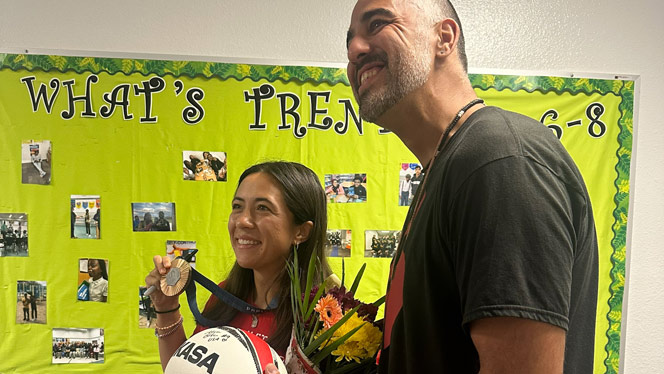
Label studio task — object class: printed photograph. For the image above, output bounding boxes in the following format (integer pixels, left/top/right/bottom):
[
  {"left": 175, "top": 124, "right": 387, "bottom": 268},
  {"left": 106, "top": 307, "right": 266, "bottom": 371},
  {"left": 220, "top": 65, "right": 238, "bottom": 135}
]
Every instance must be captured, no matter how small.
[
  {"left": 16, "top": 280, "right": 47, "bottom": 324},
  {"left": 398, "top": 163, "right": 424, "bottom": 206},
  {"left": 52, "top": 328, "right": 104, "bottom": 364},
  {"left": 138, "top": 286, "right": 157, "bottom": 329},
  {"left": 77, "top": 258, "right": 109, "bottom": 302},
  {"left": 70, "top": 195, "right": 100, "bottom": 239},
  {"left": 324, "top": 173, "right": 367, "bottom": 203},
  {"left": 132, "top": 202, "right": 176, "bottom": 232},
  {"left": 21, "top": 140, "right": 51, "bottom": 185},
  {"left": 325, "top": 230, "right": 351, "bottom": 257},
  {"left": 365, "top": 230, "right": 401, "bottom": 258},
  {"left": 0, "top": 213, "right": 28, "bottom": 257},
  {"left": 183, "top": 150, "right": 227, "bottom": 181},
  {"left": 166, "top": 240, "right": 197, "bottom": 268}
]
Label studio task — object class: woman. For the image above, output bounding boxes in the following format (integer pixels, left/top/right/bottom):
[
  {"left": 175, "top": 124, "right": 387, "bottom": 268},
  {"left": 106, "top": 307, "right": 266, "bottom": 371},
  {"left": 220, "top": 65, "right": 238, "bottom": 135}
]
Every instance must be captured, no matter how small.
[
  {"left": 87, "top": 258, "right": 108, "bottom": 302},
  {"left": 145, "top": 161, "right": 332, "bottom": 370}
]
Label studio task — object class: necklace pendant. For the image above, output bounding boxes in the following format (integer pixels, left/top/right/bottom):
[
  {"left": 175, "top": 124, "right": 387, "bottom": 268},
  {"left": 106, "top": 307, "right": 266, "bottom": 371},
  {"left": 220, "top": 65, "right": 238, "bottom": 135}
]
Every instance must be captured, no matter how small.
[{"left": 251, "top": 314, "right": 258, "bottom": 328}]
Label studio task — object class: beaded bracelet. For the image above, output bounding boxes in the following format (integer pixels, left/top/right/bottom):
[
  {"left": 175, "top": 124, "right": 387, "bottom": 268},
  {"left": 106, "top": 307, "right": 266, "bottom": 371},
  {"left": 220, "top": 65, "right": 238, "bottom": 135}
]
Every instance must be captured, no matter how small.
[
  {"left": 154, "top": 315, "right": 184, "bottom": 338},
  {"left": 155, "top": 304, "right": 180, "bottom": 314}
]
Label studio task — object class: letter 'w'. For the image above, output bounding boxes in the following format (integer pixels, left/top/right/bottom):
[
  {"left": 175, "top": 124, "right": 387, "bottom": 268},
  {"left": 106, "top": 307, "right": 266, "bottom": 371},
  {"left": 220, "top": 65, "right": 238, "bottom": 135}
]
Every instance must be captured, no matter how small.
[{"left": 20, "top": 76, "right": 60, "bottom": 113}]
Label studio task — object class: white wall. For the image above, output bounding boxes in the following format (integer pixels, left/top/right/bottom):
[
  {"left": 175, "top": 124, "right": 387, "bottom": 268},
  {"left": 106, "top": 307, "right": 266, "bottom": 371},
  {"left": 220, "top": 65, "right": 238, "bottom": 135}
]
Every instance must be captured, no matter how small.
[{"left": 2, "top": 1, "right": 662, "bottom": 372}]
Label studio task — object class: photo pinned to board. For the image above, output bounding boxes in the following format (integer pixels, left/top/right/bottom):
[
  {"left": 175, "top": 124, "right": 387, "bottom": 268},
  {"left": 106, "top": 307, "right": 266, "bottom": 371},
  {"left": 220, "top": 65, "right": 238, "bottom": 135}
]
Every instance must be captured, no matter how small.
[
  {"left": 324, "top": 173, "right": 367, "bottom": 203},
  {"left": 77, "top": 258, "right": 109, "bottom": 303},
  {"left": 0, "top": 213, "right": 28, "bottom": 257},
  {"left": 21, "top": 140, "right": 51, "bottom": 185},
  {"left": 132, "top": 203, "right": 176, "bottom": 232},
  {"left": 365, "top": 230, "right": 401, "bottom": 258},
  {"left": 52, "top": 328, "right": 104, "bottom": 364},
  {"left": 17, "top": 280, "right": 47, "bottom": 324},
  {"left": 325, "top": 229, "right": 351, "bottom": 258},
  {"left": 71, "top": 195, "right": 100, "bottom": 239},
  {"left": 182, "top": 150, "right": 227, "bottom": 181},
  {"left": 398, "top": 163, "right": 423, "bottom": 206}
]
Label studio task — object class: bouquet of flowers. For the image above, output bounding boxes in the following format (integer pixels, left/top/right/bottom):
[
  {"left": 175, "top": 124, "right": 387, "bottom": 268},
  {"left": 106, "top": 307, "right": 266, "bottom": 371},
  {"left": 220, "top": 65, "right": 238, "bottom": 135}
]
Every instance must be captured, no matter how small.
[{"left": 286, "top": 252, "right": 385, "bottom": 374}]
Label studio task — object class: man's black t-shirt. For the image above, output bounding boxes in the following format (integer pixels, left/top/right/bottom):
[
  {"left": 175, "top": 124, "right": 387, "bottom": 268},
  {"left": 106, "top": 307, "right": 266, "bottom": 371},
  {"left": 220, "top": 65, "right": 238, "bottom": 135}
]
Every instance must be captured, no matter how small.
[{"left": 379, "top": 106, "right": 599, "bottom": 373}]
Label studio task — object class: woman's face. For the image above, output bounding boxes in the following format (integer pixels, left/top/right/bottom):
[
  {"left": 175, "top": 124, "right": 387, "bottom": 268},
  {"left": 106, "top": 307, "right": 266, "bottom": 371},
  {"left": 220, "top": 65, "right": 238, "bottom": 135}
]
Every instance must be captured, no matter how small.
[
  {"left": 88, "top": 259, "right": 102, "bottom": 280},
  {"left": 228, "top": 172, "right": 306, "bottom": 277}
]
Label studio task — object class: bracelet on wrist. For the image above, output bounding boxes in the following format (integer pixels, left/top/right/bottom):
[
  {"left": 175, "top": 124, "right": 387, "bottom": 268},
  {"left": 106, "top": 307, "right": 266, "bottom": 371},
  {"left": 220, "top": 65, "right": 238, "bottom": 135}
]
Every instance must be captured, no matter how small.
[
  {"left": 154, "top": 304, "right": 180, "bottom": 314},
  {"left": 154, "top": 315, "right": 184, "bottom": 338}
]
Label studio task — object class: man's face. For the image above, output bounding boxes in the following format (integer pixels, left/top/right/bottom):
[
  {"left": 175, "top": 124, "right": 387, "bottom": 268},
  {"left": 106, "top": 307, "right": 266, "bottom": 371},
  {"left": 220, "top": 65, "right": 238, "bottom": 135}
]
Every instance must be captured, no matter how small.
[
  {"left": 415, "top": 167, "right": 421, "bottom": 175},
  {"left": 346, "top": 0, "right": 433, "bottom": 123},
  {"left": 354, "top": 179, "right": 361, "bottom": 186}
]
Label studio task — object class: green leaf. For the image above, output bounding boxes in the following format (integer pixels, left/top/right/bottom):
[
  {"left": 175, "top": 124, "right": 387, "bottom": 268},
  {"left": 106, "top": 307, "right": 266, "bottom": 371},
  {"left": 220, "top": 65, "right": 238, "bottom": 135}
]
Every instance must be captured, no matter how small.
[
  {"left": 349, "top": 263, "right": 366, "bottom": 295},
  {"left": 372, "top": 295, "right": 386, "bottom": 307},
  {"left": 311, "top": 322, "right": 366, "bottom": 365},
  {"left": 341, "top": 258, "right": 346, "bottom": 287},
  {"left": 302, "top": 245, "right": 318, "bottom": 309},
  {"left": 304, "top": 283, "right": 326, "bottom": 321}
]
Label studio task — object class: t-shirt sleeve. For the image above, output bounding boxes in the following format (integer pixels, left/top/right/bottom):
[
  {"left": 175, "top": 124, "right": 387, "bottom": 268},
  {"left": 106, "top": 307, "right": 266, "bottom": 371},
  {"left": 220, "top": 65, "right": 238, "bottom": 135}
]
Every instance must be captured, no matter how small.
[{"left": 448, "top": 156, "right": 575, "bottom": 330}]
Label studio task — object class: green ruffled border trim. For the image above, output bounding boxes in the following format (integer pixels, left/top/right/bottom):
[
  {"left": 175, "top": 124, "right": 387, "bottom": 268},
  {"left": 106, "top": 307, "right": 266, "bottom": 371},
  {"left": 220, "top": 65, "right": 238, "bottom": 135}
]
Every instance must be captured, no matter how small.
[
  {"left": 1, "top": 55, "right": 632, "bottom": 373},
  {"left": 0, "top": 53, "right": 350, "bottom": 86},
  {"left": 470, "top": 74, "right": 633, "bottom": 374}
]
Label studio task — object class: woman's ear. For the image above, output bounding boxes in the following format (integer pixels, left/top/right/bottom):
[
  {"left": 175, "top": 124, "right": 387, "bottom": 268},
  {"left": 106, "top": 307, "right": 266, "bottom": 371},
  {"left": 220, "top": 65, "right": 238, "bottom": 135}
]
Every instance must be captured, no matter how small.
[{"left": 294, "top": 221, "right": 314, "bottom": 244}]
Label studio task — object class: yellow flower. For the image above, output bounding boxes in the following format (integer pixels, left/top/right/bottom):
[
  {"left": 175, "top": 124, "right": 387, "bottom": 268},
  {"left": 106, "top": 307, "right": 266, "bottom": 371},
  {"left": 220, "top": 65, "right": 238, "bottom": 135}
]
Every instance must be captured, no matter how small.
[
  {"left": 314, "top": 294, "right": 343, "bottom": 328},
  {"left": 321, "top": 314, "right": 382, "bottom": 362}
]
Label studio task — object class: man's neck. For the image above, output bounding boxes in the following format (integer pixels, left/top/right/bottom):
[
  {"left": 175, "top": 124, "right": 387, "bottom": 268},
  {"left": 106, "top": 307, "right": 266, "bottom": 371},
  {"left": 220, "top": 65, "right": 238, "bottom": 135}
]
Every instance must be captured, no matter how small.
[{"left": 375, "top": 73, "right": 480, "bottom": 166}]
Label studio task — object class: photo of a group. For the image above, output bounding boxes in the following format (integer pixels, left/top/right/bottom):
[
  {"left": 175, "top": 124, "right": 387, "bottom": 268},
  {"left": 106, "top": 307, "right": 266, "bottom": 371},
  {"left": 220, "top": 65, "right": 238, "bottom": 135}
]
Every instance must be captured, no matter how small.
[
  {"left": 77, "top": 258, "right": 109, "bottom": 302},
  {"left": 70, "top": 195, "right": 100, "bottom": 239},
  {"left": 365, "top": 230, "right": 401, "bottom": 258},
  {"left": 0, "top": 213, "right": 28, "bottom": 257},
  {"left": 324, "top": 174, "right": 367, "bottom": 203},
  {"left": 325, "top": 229, "right": 351, "bottom": 257},
  {"left": 52, "top": 328, "right": 104, "bottom": 364},
  {"left": 138, "top": 286, "right": 157, "bottom": 329},
  {"left": 166, "top": 240, "right": 197, "bottom": 268},
  {"left": 16, "top": 280, "right": 46, "bottom": 324},
  {"left": 21, "top": 140, "right": 51, "bottom": 185},
  {"left": 132, "top": 203, "right": 176, "bottom": 232},
  {"left": 183, "top": 150, "right": 227, "bottom": 181},
  {"left": 398, "top": 163, "right": 424, "bottom": 206}
]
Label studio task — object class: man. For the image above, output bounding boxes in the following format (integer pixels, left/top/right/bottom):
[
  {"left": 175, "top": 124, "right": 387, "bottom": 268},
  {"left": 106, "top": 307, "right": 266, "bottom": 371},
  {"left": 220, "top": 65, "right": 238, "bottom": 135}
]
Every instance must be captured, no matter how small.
[
  {"left": 346, "top": 1, "right": 598, "bottom": 373},
  {"left": 153, "top": 211, "right": 171, "bottom": 231},
  {"left": 399, "top": 174, "right": 412, "bottom": 206},
  {"left": 347, "top": 177, "right": 367, "bottom": 202},
  {"left": 410, "top": 165, "right": 423, "bottom": 196}
]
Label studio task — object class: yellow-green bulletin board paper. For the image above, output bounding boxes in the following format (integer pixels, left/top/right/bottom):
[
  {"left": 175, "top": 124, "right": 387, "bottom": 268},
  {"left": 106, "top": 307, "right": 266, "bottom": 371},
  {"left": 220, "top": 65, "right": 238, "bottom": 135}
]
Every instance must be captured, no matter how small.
[{"left": 0, "top": 54, "right": 632, "bottom": 374}]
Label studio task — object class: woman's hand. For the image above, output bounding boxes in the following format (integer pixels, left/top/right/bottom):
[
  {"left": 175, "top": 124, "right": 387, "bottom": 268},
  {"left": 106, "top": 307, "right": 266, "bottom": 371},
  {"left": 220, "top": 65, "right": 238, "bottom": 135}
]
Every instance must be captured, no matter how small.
[{"left": 145, "top": 255, "right": 180, "bottom": 312}]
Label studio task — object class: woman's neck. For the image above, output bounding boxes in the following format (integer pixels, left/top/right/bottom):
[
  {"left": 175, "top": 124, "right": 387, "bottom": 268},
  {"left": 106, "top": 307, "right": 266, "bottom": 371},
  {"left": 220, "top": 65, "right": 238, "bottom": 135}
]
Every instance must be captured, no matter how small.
[{"left": 252, "top": 270, "right": 280, "bottom": 309}]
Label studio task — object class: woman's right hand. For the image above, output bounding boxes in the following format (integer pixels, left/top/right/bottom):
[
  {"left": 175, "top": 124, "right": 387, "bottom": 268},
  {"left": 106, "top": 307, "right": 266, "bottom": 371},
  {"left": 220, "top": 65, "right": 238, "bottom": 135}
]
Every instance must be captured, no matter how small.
[{"left": 145, "top": 255, "right": 180, "bottom": 312}]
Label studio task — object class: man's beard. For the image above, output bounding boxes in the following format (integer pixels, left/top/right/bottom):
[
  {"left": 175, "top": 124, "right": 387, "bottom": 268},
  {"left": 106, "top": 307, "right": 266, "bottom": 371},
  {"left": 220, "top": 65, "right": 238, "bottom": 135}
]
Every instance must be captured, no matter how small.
[{"left": 357, "top": 40, "right": 431, "bottom": 123}]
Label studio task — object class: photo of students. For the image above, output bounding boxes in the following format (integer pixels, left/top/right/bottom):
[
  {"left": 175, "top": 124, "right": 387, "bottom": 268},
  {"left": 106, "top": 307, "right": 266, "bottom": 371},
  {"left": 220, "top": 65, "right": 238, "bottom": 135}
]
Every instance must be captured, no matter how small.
[
  {"left": 325, "top": 229, "right": 351, "bottom": 257},
  {"left": 138, "top": 286, "right": 157, "bottom": 329},
  {"left": 0, "top": 213, "right": 28, "bottom": 257},
  {"left": 21, "top": 140, "right": 51, "bottom": 185},
  {"left": 364, "top": 230, "right": 401, "bottom": 258},
  {"left": 131, "top": 203, "right": 176, "bottom": 232},
  {"left": 16, "top": 281, "right": 47, "bottom": 324},
  {"left": 182, "top": 150, "right": 227, "bottom": 181},
  {"left": 77, "top": 258, "right": 109, "bottom": 302},
  {"left": 398, "top": 163, "right": 423, "bottom": 206},
  {"left": 52, "top": 328, "right": 104, "bottom": 364},
  {"left": 70, "top": 196, "right": 100, "bottom": 239},
  {"left": 324, "top": 173, "right": 367, "bottom": 203}
]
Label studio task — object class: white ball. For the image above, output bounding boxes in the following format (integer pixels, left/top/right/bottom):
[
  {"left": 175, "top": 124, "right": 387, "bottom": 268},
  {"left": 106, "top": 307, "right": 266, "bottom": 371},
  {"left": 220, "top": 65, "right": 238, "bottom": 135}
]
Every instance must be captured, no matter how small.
[{"left": 165, "top": 326, "right": 288, "bottom": 374}]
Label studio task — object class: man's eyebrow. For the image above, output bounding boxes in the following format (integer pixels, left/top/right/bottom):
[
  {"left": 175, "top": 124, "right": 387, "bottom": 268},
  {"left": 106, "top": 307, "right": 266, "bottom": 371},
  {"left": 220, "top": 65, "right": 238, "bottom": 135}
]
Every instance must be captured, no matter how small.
[{"left": 346, "top": 8, "right": 396, "bottom": 48}]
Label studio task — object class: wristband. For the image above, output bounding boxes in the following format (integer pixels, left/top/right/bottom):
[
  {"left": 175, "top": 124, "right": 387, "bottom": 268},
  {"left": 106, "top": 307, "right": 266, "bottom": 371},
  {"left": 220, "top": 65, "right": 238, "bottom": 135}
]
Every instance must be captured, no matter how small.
[{"left": 154, "top": 304, "right": 180, "bottom": 314}]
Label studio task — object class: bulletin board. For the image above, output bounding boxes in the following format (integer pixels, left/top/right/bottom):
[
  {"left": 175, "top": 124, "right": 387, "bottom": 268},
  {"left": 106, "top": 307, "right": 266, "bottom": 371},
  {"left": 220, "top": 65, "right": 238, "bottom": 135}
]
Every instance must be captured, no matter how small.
[{"left": 0, "top": 53, "right": 634, "bottom": 374}]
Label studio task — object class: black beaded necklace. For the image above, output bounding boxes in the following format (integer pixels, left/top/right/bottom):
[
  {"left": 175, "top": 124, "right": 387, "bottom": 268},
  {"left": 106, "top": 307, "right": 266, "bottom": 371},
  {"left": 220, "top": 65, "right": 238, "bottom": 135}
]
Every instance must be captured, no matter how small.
[{"left": 395, "top": 98, "right": 485, "bottom": 259}]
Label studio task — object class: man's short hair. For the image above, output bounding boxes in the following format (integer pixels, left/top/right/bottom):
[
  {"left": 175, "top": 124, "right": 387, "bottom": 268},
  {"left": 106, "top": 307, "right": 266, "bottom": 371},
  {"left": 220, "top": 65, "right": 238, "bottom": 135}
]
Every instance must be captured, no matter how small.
[{"left": 415, "top": 0, "right": 467, "bottom": 72}]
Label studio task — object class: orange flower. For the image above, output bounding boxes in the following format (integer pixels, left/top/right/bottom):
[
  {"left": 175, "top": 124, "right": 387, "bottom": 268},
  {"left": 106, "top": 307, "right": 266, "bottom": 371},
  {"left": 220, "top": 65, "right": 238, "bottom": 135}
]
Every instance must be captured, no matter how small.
[{"left": 314, "top": 294, "right": 343, "bottom": 328}]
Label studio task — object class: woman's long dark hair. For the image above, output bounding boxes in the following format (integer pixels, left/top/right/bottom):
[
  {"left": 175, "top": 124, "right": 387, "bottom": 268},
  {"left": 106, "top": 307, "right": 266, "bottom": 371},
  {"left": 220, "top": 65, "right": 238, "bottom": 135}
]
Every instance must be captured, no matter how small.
[{"left": 201, "top": 161, "right": 331, "bottom": 352}]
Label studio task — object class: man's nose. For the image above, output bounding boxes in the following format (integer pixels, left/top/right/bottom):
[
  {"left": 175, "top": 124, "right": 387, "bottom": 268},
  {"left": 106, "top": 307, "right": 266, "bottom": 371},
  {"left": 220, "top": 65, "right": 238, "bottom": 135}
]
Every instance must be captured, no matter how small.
[{"left": 347, "top": 35, "right": 370, "bottom": 65}]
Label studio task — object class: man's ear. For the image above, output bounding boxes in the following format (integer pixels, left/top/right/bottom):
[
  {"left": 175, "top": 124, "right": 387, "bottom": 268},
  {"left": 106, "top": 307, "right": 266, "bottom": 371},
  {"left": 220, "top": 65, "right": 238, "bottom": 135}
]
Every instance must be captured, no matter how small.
[
  {"left": 436, "top": 18, "right": 461, "bottom": 58},
  {"left": 294, "top": 221, "right": 314, "bottom": 244}
]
